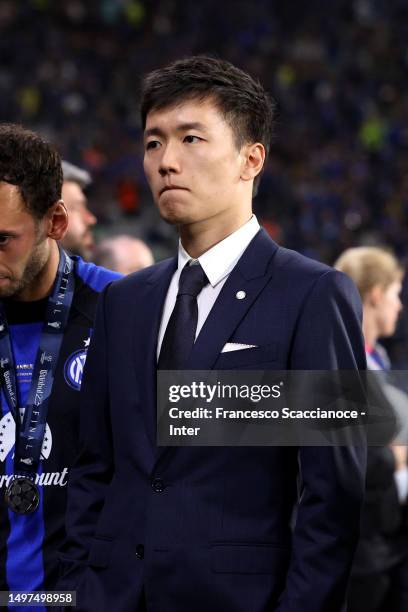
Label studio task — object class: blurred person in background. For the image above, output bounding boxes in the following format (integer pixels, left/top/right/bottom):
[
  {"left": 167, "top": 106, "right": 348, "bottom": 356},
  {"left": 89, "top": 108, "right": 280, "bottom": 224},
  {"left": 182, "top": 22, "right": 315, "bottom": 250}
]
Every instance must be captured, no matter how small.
[
  {"left": 94, "top": 235, "right": 154, "bottom": 274},
  {"left": 0, "top": 124, "right": 120, "bottom": 599},
  {"left": 335, "top": 246, "right": 408, "bottom": 612},
  {"left": 60, "top": 161, "right": 97, "bottom": 261}
]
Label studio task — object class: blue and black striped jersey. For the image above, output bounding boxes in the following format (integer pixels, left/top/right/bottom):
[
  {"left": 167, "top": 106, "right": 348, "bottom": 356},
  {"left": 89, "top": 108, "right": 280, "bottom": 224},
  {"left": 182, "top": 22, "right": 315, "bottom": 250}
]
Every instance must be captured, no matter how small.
[{"left": 0, "top": 256, "right": 121, "bottom": 604}]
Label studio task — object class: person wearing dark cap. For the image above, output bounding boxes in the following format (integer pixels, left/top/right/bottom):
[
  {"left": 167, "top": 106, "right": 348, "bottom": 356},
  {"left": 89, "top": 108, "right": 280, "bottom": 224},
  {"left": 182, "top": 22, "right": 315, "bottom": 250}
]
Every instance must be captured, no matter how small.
[
  {"left": 60, "top": 160, "right": 97, "bottom": 261},
  {"left": 0, "top": 124, "right": 120, "bottom": 597}
]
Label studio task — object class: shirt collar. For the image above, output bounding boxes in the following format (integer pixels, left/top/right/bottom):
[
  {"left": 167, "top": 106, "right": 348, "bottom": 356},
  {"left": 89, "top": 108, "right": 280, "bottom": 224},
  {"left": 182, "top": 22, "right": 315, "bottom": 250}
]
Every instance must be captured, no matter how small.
[{"left": 177, "top": 215, "right": 260, "bottom": 287}]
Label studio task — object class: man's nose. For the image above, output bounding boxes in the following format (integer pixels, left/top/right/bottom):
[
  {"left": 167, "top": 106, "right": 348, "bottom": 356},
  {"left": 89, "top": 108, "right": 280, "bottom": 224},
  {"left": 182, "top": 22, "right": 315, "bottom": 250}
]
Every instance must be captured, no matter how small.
[
  {"left": 398, "top": 297, "right": 403, "bottom": 313},
  {"left": 84, "top": 208, "right": 97, "bottom": 226},
  {"left": 159, "top": 142, "right": 181, "bottom": 176}
]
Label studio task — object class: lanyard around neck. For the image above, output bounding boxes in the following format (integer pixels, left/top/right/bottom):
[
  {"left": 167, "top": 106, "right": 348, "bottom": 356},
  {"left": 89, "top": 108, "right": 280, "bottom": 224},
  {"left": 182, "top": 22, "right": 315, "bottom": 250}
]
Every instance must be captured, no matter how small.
[{"left": 0, "top": 248, "right": 75, "bottom": 477}]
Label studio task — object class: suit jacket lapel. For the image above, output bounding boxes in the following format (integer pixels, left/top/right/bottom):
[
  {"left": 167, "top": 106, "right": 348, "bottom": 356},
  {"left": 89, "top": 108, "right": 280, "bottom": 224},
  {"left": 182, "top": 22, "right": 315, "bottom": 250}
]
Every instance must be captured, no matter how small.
[
  {"left": 132, "top": 257, "right": 177, "bottom": 452},
  {"left": 153, "top": 230, "right": 279, "bottom": 467},
  {"left": 188, "top": 229, "right": 279, "bottom": 370}
]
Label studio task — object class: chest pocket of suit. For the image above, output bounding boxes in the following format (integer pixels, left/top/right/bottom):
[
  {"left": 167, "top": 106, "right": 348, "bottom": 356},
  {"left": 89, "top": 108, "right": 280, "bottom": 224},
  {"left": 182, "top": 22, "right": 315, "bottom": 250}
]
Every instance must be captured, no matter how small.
[{"left": 215, "top": 342, "right": 278, "bottom": 369}]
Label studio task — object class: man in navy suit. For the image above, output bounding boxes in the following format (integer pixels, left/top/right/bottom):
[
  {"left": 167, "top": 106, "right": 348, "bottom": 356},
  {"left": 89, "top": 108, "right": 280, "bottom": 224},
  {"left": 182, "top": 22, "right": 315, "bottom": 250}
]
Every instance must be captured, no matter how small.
[{"left": 59, "top": 56, "right": 366, "bottom": 611}]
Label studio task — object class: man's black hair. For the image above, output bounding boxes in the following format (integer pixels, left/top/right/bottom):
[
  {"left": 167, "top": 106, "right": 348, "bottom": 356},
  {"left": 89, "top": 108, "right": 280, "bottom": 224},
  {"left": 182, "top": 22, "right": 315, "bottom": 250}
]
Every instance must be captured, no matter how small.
[
  {"left": 141, "top": 56, "right": 276, "bottom": 195},
  {"left": 0, "top": 123, "right": 62, "bottom": 218}
]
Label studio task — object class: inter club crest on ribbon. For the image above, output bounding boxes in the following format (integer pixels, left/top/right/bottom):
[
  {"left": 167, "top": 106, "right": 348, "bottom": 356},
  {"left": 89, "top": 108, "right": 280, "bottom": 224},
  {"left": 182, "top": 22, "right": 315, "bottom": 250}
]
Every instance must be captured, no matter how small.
[{"left": 64, "top": 337, "right": 90, "bottom": 391}]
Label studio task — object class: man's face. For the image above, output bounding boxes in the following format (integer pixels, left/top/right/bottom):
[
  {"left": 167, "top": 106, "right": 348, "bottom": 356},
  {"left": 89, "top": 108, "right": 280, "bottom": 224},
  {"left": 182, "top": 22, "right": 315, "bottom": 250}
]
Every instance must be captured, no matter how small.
[
  {"left": 61, "top": 181, "right": 96, "bottom": 259},
  {"left": 143, "top": 98, "right": 247, "bottom": 229},
  {"left": 0, "top": 182, "right": 49, "bottom": 299}
]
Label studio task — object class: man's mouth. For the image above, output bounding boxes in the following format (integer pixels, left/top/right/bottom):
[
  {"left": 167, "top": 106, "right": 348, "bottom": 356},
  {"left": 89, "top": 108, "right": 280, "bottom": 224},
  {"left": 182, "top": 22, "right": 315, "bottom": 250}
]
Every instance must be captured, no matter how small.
[{"left": 159, "top": 185, "right": 188, "bottom": 196}]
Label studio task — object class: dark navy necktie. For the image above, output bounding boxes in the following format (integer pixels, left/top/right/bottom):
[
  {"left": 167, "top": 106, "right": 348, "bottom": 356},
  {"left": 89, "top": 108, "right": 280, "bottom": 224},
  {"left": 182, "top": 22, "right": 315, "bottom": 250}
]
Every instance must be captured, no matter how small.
[{"left": 158, "top": 262, "right": 208, "bottom": 369}]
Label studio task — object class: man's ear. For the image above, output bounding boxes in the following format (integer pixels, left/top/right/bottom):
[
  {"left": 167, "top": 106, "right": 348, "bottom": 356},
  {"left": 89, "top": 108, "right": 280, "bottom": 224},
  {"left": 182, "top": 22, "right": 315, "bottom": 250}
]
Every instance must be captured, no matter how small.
[
  {"left": 240, "top": 143, "right": 265, "bottom": 182},
  {"left": 45, "top": 201, "right": 68, "bottom": 241}
]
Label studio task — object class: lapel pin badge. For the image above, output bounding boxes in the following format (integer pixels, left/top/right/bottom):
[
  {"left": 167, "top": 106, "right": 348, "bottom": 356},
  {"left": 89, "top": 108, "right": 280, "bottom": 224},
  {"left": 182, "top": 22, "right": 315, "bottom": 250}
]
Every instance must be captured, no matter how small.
[{"left": 236, "top": 291, "right": 246, "bottom": 300}]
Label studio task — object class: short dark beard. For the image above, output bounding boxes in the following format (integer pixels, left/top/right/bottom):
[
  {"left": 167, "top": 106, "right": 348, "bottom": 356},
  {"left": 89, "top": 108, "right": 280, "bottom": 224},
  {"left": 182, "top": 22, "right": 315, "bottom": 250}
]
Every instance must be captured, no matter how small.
[{"left": 0, "top": 227, "right": 49, "bottom": 299}]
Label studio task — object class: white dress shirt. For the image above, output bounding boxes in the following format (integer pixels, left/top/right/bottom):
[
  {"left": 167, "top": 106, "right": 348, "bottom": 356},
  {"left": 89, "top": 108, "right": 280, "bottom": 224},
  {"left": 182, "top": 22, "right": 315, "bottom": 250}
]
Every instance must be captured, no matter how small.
[{"left": 157, "top": 215, "right": 260, "bottom": 360}]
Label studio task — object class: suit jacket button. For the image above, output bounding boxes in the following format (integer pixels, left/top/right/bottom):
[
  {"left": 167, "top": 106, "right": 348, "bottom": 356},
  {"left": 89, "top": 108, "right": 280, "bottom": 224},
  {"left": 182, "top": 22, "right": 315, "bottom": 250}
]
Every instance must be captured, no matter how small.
[
  {"left": 136, "top": 544, "right": 144, "bottom": 560},
  {"left": 151, "top": 478, "right": 165, "bottom": 493}
]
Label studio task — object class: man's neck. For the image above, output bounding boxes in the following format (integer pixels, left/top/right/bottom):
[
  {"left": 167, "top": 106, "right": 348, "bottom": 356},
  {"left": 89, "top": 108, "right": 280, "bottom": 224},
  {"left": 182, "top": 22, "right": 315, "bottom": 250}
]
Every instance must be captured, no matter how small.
[
  {"left": 16, "top": 241, "right": 60, "bottom": 302},
  {"left": 179, "top": 210, "right": 253, "bottom": 259}
]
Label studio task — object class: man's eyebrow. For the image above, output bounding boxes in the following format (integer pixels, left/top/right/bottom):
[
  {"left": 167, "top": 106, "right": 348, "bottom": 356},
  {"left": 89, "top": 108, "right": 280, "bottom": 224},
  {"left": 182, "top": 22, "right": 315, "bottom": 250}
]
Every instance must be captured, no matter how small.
[
  {"left": 144, "top": 122, "right": 208, "bottom": 139},
  {"left": 176, "top": 122, "right": 208, "bottom": 132},
  {"left": 144, "top": 126, "right": 165, "bottom": 139}
]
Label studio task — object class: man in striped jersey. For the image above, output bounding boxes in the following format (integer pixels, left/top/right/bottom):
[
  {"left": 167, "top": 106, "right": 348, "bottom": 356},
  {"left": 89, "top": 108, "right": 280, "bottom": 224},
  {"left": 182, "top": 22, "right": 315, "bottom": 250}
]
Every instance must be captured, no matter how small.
[{"left": 0, "top": 123, "right": 121, "bottom": 605}]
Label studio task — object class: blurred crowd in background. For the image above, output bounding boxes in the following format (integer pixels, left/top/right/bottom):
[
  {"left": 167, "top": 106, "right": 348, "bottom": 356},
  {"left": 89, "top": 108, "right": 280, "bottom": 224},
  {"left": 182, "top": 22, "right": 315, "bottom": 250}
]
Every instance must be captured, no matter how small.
[{"left": 2, "top": 0, "right": 408, "bottom": 262}]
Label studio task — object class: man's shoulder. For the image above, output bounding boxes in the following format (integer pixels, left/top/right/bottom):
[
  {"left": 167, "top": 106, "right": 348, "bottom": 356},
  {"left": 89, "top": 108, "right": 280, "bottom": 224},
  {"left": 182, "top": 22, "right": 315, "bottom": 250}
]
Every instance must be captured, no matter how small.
[
  {"left": 108, "top": 257, "right": 175, "bottom": 293},
  {"left": 73, "top": 257, "right": 123, "bottom": 294},
  {"left": 272, "top": 244, "right": 355, "bottom": 296},
  {"left": 246, "top": 231, "right": 356, "bottom": 301},
  {"left": 273, "top": 243, "right": 331, "bottom": 277},
  {"left": 245, "top": 227, "right": 333, "bottom": 281}
]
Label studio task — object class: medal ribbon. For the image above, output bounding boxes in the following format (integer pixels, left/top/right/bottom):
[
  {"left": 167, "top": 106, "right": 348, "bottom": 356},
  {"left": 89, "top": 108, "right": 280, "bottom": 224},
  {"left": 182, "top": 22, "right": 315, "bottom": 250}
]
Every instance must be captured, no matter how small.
[{"left": 0, "top": 248, "right": 75, "bottom": 478}]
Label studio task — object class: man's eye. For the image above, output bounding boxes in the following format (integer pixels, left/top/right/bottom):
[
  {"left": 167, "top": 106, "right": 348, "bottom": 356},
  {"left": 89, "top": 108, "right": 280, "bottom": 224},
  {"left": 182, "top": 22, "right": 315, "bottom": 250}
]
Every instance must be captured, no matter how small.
[
  {"left": 184, "top": 135, "right": 202, "bottom": 144},
  {"left": 0, "top": 236, "right": 10, "bottom": 246},
  {"left": 146, "top": 140, "right": 160, "bottom": 150}
]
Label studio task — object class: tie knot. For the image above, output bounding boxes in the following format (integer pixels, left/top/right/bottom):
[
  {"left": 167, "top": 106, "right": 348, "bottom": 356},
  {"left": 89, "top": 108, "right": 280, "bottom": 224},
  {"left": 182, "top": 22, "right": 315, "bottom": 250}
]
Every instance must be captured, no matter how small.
[{"left": 178, "top": 262, "right": 208, "bottom": 297}]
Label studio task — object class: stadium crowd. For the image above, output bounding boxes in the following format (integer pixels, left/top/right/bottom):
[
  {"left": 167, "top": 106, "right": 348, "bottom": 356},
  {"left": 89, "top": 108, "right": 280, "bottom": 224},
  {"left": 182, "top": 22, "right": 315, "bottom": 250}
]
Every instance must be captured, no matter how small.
[{"left": 1, "top": 0, "right": 408, "bottom": 263}]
